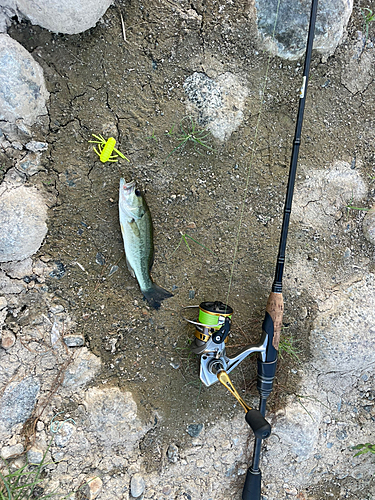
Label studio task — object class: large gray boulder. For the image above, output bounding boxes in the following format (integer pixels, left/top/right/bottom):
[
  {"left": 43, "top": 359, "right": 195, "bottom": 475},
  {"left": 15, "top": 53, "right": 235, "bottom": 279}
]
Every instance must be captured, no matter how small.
[
  {"left": 256, "top": 0, "right": 353, "bottom": 60},
  {"left": 0, "top": 34, "right": 49, "bottom": 127},
  {"left": 15, "top": 0, "right": 113, "bottom": 34}
]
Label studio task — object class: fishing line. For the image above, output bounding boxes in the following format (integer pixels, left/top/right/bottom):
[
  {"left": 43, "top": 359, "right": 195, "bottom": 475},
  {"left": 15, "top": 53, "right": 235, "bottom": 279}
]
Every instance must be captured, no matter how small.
[{"left": 225, "top": 0, "right": 282, "bottom": 309}]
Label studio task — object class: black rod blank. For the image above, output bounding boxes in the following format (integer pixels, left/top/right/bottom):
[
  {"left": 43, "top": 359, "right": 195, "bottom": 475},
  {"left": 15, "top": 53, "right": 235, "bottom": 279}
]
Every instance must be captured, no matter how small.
[
  {"left": 242, "top": 1, "right": 319, "bottom": 499},
  {"left": 272, "top": 0, "right": 319, "bottom": 294}
]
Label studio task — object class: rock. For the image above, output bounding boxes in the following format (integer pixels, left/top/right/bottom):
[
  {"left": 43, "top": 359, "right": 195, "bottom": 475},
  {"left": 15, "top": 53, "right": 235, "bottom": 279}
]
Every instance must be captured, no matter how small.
[
  {"left": 292, "top": 161, "right": 367, "bottom": 229},
  {"left": 187, "top": 423, "right": 204, "bottom": 437},
  {"left": 84, "top": 386, "right": 150, "bottom": 451},
  {"left": 54, "top": 421, "right": 76, "bottom": 447},
  {"left": 62, "top": 347, "right": 101, "bottom": 388},
  {"left": 15, "top": 152, "right": 43, "bottom": 176},
  {"left": 0, "top": 34, "right": 49, "bottom": 126},
  {"left": 0, "top": 377, "right": 40, "bottom": 434},
  {"left": 341, "top": 37, "right": 375, "bottom": 94},
  {"left": 0, "top": 271, "right": 25, "bottom": 294},
  {"left": 362, "top": 206, "right": 375, "bottom": 245},
  {"left": 0, "top": 308, "right": 7, "bottom": 332},
  {"left": 25, "top": 141, "right": 48, "bottom": 152},
  {"left": 184, "top": 72, "right": 248, "bottom": 141},
  {"left": 131, "top": 473, "right": 146, "bottom": 498},
  {"left": 1, "top": 329, "right": 16, "bottom": 349},
  {"left": 77, "top": 477, "right": 103, "bottom": 500},
  {"left": 27, "top": 446, "right": 44, "bottom": 464},
  {"left": 95, "top": 252, "right": 105, "bottom": 265},
  {"left": 1, "top": 443, "right": 24, "bottom": 459},
  {"left": 87, "top": 477, "right": 103, "bottom": 499},
  {"left": 1, "top": 258, "right": 33, "bottom": 279},
  {"left": 0, "top": 185, "right": 48, "bottom": 263},
  {"left": 167, "top": 443, "right": 179, "bottom": 463},
  {"left": 16, "top": 0, "right": 114, "bottom": 34},
  {"left": 63, "top": 334, "right": 85, "bottom": 347},
  {"left": 255, "top": 0, "right": 353, "bottom": 60},
  {"left": 311, "top": 275, "right": 375, "bottom": 373}
]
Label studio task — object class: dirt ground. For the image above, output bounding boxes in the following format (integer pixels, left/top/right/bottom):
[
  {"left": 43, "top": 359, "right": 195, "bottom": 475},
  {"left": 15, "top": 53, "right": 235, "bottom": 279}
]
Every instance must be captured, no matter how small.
[{"left": 4, "top": 0, "right": 375, "bottom": 492}]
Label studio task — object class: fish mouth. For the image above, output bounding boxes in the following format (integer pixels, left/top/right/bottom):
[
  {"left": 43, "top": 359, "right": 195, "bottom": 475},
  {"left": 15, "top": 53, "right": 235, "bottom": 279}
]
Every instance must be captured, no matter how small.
[{"left": 120, "top": 178, "right": 135, "bottom": 192}]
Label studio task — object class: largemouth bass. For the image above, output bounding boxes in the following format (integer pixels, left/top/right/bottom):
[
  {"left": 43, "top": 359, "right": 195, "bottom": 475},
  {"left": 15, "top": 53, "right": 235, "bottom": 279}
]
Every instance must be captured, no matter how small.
[{"left": 119, "top": 178, "right": 173, "bottom": 309}]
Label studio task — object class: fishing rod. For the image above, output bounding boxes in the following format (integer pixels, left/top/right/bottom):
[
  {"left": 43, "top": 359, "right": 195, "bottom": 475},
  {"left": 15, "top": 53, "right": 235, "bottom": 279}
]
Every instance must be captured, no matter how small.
[{"left": 183, "top": 0, "right": 319, "bottom": 498}]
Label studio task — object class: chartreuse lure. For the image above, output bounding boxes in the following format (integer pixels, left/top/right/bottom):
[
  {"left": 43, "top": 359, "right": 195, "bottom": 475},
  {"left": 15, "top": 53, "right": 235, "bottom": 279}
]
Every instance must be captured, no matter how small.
[{"left": 89, "top": 134, "right": 130, "bottom": 163}]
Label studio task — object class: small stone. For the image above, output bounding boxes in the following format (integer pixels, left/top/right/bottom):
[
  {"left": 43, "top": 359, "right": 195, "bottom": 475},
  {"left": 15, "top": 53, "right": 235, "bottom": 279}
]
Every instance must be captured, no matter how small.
[
  {"left": 162, "top": 485, "right": 172, "bottom": 496},
  {"left": 27, "top": 446, "right": 44, "bottom": 464},
  {"left": 1, "top": 330, "right": 16, "bottom": 349},
  {"left": 95, "top": 252, "right": 105, "bottom": 266},
  {"left": 188, "top": 290, "right": 195, "bottom": 299},
  {"left": 52, "top": 449, "right": 65, "bottom": 462},
  {"left": 196, "top": 459, "right": 204, "bottom": 468},
  {"left": 49, "top": 261, "right": 66, "bottom": 279},
  {"left": 285, "top": 486, "right": 298, "bottom": 496},
  {"left": 87, "top": 477, "right": 102, "bottom": 499},
  {"left": 25, "top": 141, "right": 48, "bottom": 152},
  {"left": 50, "top": 305, "right": 65, "bottom": 314},
  {"left": 54, "top": 421, "right": 75, "bottom": 447},
  {"left": 16, "top": 152, "right": 43, "bottom": 176},
  {"left": 36, "top": 420, "right": 44, "bottom": 431},
  {"left": 108, "top": 265, "right": 118, "bottom": 277},
  {"left": 62, "top": 348, "right": 101, "bottom": 388},
  {"left": 167, "top": 443, "right": 179, "bottom": 463},
  {"left": 63, "top": 334, "right": 85, "bottom": 347},
  {"left": 1, "top": 443, "right": 24, "bottom": 459},
  {"left": 187, "top": 423, "right": 204, "bottom": 437},
  {"left": 186, "top": 222, "right": 196, "bottom": 229},
  {"left": 130, "top": 473, "right": 145, "bottom": 498},
  {"left": 0, "top": 296, "right": 7, "bottom": 310}
]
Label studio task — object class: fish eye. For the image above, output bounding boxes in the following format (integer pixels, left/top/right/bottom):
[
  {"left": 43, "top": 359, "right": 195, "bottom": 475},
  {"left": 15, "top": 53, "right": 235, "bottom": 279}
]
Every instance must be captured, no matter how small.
[{"left": 135, "top": 189, "right": 141, "bottom": 196}]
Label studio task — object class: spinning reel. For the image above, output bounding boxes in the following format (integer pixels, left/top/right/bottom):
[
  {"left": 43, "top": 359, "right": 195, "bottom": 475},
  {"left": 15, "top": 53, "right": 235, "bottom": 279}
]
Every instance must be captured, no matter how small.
[{"left": 183, "top": 301, "right": 272, "bottom": 440}]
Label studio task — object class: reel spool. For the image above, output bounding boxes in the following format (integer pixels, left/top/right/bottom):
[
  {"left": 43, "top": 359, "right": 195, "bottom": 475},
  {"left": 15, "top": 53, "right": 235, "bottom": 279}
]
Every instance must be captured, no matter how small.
[{"left": 182, "top": 301, "right": 233, "bottom": 353}]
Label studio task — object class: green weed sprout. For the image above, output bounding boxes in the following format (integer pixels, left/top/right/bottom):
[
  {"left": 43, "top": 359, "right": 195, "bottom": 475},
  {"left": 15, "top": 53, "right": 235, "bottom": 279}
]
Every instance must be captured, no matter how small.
[
  {"left": 168, "top": 231, "right": 215, "bottom": 258},
  {"left": 353, "top": 443, "right": 375, "bottom": 457},
  {"left": 362, "top": 8, "right": 375, "bottom": 42},
  {"left": 166, "top": 116, "right": 213, "bottom": 158},
  {"left": 346, "top": 204, "right": 373, "bottom": 212},
  {"left": 278, "top": 334, "right": 301, "bottom": 362},
  {"left": 0, "top": 444, "right": 56, "bottom": 500}
]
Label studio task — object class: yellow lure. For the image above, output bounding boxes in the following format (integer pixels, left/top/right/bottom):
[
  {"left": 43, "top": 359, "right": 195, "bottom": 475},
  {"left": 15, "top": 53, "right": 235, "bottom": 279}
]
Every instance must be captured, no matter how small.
[{"left": 88, "top": 134, "right": 130, "bottom": 163}]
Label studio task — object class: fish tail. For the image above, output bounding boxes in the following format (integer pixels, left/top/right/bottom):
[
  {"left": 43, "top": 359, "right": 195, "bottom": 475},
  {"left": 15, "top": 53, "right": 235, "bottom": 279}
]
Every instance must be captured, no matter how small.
[{"left": 142, "top": 283, "right": 173, "bottom": 310}]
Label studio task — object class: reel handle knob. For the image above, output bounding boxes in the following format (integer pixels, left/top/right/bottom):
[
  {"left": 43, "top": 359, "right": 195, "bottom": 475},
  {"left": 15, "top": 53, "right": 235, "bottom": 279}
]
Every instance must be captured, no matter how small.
[{"left": 245, "top": 409, "right": 271, "bottom": 439}]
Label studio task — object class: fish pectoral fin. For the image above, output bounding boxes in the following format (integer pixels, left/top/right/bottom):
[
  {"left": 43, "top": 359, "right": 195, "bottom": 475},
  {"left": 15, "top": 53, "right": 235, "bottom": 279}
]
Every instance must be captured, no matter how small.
[
  {"left": 127, "top": 219, "right": 141, "bottom": 238},
  {"left": 126, "top": 257, "right": 136, "bottom": 278}
]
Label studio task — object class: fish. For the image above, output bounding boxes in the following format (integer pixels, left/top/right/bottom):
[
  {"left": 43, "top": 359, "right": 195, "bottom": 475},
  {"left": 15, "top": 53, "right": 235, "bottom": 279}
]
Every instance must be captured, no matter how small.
[{"left": 119, "top": 178, "right": 173, "bottom": 309}]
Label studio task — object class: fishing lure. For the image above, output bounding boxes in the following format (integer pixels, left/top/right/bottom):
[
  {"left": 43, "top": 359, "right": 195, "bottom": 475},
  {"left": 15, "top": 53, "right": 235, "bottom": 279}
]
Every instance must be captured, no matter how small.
[{"left": 89, "top": 134, "right": 130, "bottom": 163}]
